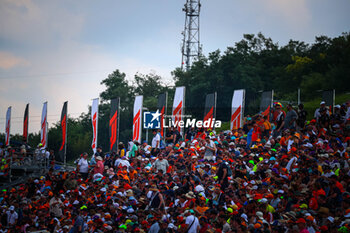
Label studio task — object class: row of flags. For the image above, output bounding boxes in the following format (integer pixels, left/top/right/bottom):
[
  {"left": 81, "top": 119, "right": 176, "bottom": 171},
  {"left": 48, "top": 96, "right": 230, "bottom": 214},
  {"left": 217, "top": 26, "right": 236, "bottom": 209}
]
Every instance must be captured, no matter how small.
[
  {"left": 3, "top": 87, "right": 247, "bottom": 156},
  {"left": 3, "top": 102, "right": 68, "bottom": 163}
]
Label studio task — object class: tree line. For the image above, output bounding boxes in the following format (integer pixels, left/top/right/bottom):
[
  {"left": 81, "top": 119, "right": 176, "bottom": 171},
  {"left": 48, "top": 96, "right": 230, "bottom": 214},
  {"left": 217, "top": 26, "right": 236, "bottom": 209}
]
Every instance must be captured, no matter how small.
[{"left": 1, "top": 32, "right": 349, "bottom": 161}]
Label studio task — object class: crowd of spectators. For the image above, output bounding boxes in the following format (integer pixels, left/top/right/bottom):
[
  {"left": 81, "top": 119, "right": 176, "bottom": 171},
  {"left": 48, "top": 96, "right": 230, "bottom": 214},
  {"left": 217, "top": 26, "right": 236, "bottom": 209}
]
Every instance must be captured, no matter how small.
[{"left": 0, "top": 100, "right": 350, "bottom": 233}]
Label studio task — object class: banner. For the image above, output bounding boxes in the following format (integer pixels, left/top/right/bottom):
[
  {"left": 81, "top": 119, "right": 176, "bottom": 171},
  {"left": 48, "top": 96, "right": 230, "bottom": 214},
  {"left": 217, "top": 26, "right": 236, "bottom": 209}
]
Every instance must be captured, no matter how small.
[
  {"left": 157, "top": 93, "right": 167, "bottom": 137},
  {"left": 260, "top": 91, "right": 273, "bottom": 112},
  {"left": 322, "top": 90, "right": 335, "bottom": 114},
  {"left": 91, "top": 98, "right": 99, "bottom": 154},
  {"left": 172, "top": 86, "right": 185, "bottom": 135},
  {"left": 260, "top": 90, "right": 273, "bottom": 121},
  {"left": 5, "top": 107, "right": 11, "bottom": 146},
  {"left": 40, "top": 102, "right": 48, "bottom": 148},
  {"left": 230, "top": 89, "right": 245, "bottom": 130},
  {"left": 133, "top": 96, "right": 143, "bottom": 143},
  {"left": 23, "top": 104, "right": 29, "bottom": 143},
  {"left": 203, "top": 92, "right": 217, "bottom": 129},
  {"left": 110, "top": 98, "right": 120, "bottom": 152},
  {"left": 58, "top": 101, "right": 68, "bottom": 163}
]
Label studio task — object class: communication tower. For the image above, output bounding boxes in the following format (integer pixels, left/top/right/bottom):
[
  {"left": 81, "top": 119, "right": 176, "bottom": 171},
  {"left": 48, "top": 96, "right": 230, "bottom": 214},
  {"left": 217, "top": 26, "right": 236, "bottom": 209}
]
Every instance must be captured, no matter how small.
[{"left": 181, "top": 0, "right": 202, "bottom": 71}]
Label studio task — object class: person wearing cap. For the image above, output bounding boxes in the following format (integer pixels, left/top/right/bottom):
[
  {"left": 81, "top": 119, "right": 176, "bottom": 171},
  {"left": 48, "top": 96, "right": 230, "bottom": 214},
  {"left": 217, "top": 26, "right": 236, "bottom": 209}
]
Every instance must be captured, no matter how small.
[
  {"left": 147, "top": 185, "right": 165, "bottom": 211},
  {"left": 314, "top": 101, "right": 329, "bottom": 122},
  {"left": 95, "top": 146, "right": 103, "bottom": 160},
  {"left": 194, "top": 180, "right": 206, "bottom": 198},
  {"left": 204, "top": 136, "right": 216, "bottom": 161},
  {"left": 62, "top": 173, "right": 77, "bottom": 191},
  {"left": 153, "top": 154, "right": 169, "bottom": 174},
  {"left": 274, "top": 104, "right": 285, "bottom": 137},
  {"left": 129, "top": 141, "right": 139, "bottom": 158},
  {"left": 318, "top": 106, "right": 331, "bottom": 130},
  {"left": 261, "top": 115, "right": 271, "bottom": 139},
  {"left": 296, "top": 218, "right": 309, "bottom": 233},
  {"left": 331, "top": 104, "right": 343, "bottom": 123},
  {"left": 6, "top": 206, "right": 18, "bottom": 228},
  {"left": 103, "top": 153, "right": 114, "bottom": 169},
  {"left": 93, "top": 156, "right": 104, "bottom": 175},
  {"left": 172, "top": 127, "right": 181, "bottom": 145},
  {"left": 216, "top": 157, "right": 229, "bottom": 191},
  {"left": 117, "top": 142, "right": 126, "bottom": 158},
  {"left": 297, "top": 103, "right": 308, "bottom": 130},
  {"left": 165, "top": 126, "right": 175, "bottom": 146},
  {"left": 49, "top": 192, "right": 63, "bottom": 218},
  {"left": 151, "top": 129, "right": 161, "bottom": 156},
  {"left": 185, "top": 209, "right": 200, "bottom": 233},
  {"left": 242, "top": 116, "right": 252, "bottom": 134},
  {"left": 77, "top": 152, "right": 89, "bottom": 179},
  {"left": 284, "top": 104, "right": 298, "bottom": 130},
  {"left": 185, "top": 127, "right": 196, "bottom": 142}
]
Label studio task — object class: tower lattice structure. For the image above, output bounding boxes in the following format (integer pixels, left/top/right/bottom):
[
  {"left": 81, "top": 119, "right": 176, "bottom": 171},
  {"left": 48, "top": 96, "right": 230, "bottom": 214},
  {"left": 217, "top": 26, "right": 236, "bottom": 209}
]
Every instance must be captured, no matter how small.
[{"left": 181, "top": 0, "right": 202, "bottom": 71}]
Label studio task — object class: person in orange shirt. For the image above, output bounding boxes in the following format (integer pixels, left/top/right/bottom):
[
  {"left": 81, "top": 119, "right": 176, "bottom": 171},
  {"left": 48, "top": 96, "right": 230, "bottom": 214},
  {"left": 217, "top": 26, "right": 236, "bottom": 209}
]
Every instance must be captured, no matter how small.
[
  {"left": 262, "top": 115, "right": 271, "bottom": 138},
  {"left": 194, "top": 196, "right": 209, "bottom": 216},
  {"left": 129, "top": 167, "right": 138, "bottom": 181},
  {"left": 279, "top": 130, "right": 291, "bottom": 147}
]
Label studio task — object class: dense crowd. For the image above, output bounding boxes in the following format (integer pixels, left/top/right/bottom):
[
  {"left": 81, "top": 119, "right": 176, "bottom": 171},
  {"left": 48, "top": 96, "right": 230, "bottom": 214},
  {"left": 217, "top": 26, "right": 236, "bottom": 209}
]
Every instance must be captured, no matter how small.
[{"left": 0, "top": 101, "right": 350, "bottom": 233}]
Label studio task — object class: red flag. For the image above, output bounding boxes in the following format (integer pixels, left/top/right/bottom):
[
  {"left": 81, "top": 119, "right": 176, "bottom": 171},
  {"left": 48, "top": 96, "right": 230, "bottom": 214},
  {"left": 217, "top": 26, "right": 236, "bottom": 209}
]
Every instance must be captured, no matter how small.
[
  {"left": 5, "top": 107, "right": 11, "bottom": 146},
  {"left": 110, "top": 98, "right": 120, "bottom": 152},
  {"left": 261, "top": 106, "right": 271, "bottom": 121},
  {"left": 203, "top": 92, "right": 217, "bottom": 129},
  {"left": 59, "top": 101, "right": 68, "bottom": 162},
  {"left": 172, "top": 87, "right": 185, "bottom": 135},
  {"left": 23, "top": 104, "right": 29, "bottom": 143}
]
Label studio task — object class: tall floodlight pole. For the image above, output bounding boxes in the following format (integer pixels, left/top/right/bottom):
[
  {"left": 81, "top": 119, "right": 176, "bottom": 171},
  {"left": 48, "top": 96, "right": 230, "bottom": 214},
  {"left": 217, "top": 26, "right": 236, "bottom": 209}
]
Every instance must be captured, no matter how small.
[{"left": 181, "top": 0, "right": 202, "bottom": 71}]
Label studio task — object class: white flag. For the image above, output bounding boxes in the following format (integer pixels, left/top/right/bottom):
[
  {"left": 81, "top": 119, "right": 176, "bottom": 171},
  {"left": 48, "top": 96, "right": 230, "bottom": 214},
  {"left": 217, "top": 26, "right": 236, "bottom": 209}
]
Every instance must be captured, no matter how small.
[
  {"left": 40, "top": 102, "right": 48, "bottom": 148},
  {"left": 230, "top": 89, "right": 245, "bottom": 130},
  {"left": 5, "top": 107, "right": 11, "bottom": 146},
  {"left": 133, "top": 96, "right": 143, "bottom": 143},
  {"left": 91, "top": 98, "right": 99, "bottom": 154},
  {"left": 172, "top": 86, "right": 185, "bottom": 135}
]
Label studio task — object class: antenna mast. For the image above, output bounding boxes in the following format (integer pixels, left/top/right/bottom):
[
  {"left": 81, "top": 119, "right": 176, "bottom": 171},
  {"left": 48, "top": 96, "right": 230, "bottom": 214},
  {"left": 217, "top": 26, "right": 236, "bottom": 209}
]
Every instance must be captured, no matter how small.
[{"left": 181, "top": 0, "right": 201, "bottom": 71}]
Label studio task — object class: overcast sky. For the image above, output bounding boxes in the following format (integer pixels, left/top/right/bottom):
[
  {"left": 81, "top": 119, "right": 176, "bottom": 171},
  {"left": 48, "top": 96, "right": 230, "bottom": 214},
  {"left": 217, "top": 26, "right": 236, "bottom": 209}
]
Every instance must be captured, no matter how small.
[{"left": 1, "top": 0, "right": 350, "bottom": 134}]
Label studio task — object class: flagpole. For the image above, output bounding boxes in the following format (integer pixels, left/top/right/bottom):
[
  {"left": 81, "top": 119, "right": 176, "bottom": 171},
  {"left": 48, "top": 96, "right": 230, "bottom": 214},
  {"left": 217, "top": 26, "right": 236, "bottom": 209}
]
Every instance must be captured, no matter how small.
[
  {"left": 64, "top": 102, "right": 68, "bottom": 167},
  {"left": 213, "top": 92, "right": 217, "bottom": 130},
  {"left": 182, "top": 87, "right": 186, "bottom": 136},
  {"left": 116, "top": 98, "right": 120, "bottom": 149},
  {"left": 164, "top": 92, "right": 168, "bottom": 138},
  {"left": 242, "top": 90, "right": 246, "bottom": 127}
]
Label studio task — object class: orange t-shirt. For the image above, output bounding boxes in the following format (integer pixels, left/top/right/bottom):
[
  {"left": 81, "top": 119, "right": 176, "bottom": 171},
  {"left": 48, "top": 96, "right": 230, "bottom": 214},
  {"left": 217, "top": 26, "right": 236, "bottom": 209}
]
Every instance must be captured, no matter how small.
[
  {"left": 129, "top": 170, "right": 137, "bottom": 180},
  {"left": 279, "top": 136, "right": 291, "bottom": 147},
  {"left": 195, "top": 206, "right": 209, "bottom": 215}
]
